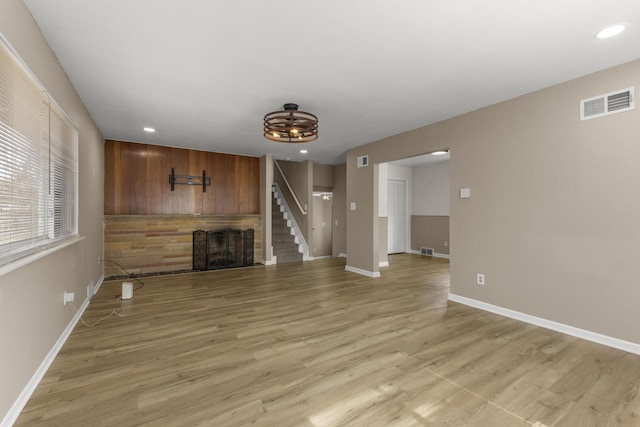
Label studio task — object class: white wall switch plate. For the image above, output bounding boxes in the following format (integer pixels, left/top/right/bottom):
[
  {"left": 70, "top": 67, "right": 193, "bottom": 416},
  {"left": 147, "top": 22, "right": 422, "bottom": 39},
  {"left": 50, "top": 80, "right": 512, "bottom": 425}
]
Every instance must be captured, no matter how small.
[{"left": 63, "top": 291, "right": 75, "bottom": 305}]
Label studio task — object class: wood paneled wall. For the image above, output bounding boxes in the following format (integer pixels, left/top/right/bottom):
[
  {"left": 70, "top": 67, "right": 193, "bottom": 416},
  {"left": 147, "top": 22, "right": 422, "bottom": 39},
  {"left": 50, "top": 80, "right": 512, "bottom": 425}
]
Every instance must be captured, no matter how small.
[
  {"left": 103, "top": 215, "right": 262, "bottom": 277},
  {"left": 104, "top": 140, "right": 260, "bottom": 215}
]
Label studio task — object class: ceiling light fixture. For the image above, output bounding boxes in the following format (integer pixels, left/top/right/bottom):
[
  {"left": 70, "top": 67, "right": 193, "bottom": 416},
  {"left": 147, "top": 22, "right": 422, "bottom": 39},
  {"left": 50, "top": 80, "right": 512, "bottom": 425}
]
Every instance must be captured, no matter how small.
[
  {"left": 264, "top": 103, "right": 318, "bottom": 143},
  {"left": 300, "top": 149, "right": 308, "bottom": 154},
  {"left": 430, "top": 150, "right": 448, "bottom": 156},
  {"left": 596, "top": 24, "right": 627, "bottom": 39},
  {"left": 143, "top": 127, "right": 156, "bottom": 133}
]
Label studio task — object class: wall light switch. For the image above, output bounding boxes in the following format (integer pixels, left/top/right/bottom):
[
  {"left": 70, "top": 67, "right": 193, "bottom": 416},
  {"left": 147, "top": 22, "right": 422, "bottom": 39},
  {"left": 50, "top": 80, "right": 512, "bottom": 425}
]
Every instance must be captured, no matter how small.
[
  {"left": 63, "top": 291, "right": 75, "bottom": 305},
  {"left": 350, "top": 202, "right": 356, "bottom": 211},
  {"left": 460, "top": 188, "right": 471, "bottom": 199}
]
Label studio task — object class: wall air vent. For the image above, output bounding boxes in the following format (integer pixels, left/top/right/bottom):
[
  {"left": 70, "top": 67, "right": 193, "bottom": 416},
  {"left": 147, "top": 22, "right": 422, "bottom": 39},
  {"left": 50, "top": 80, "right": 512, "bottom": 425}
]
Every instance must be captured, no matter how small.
[
  {"left": 420, "top": 247, "right": 434, "bottom": 256},
  {"left": 357, "top": 155, "right": 369, "bottom": 168},
  {"left": 580, "top": 87, "right": 634, "bottom": 121}
]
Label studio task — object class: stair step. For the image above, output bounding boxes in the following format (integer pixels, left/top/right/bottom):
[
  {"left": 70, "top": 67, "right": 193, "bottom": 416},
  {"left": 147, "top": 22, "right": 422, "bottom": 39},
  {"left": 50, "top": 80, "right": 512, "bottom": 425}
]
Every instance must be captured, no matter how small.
[{"left": 273, "top": 239, "right": 296, "bottom": 246}]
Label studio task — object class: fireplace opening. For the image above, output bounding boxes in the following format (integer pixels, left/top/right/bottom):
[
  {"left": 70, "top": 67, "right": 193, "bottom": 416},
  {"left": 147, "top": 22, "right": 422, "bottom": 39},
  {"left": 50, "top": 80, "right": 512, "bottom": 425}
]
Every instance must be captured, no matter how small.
[{"left": 193, "top": 229, "right": 254, "bottom": 270}]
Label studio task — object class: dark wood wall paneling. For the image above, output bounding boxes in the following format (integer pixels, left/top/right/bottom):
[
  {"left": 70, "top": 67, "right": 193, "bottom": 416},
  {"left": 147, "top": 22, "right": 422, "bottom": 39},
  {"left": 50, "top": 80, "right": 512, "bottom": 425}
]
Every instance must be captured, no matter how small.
[{"left": 105, "top": 140, "right": 260, "bottom": 215}]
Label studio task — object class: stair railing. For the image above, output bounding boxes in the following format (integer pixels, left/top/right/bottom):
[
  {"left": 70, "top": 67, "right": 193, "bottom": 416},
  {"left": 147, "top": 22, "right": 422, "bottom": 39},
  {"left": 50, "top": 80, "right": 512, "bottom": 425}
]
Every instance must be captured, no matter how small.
[
  {"left": 274, "top": 160, "right": 307, "bottom": 215},
  {"left": 273, "top": 182, "right": 310, "bottom": 260}
]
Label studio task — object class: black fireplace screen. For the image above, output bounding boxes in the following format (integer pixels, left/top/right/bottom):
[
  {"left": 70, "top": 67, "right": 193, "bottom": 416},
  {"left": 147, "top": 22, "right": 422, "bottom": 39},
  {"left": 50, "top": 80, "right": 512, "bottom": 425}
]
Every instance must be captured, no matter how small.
[{"left": 193, "top": 229, "right": 254, "bottom": 270}]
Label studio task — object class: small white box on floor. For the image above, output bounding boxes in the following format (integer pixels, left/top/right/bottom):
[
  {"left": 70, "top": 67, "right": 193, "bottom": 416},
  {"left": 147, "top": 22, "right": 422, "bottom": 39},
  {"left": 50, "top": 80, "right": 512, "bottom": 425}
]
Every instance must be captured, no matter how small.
[{"left": 122, "top": 282, "right": 133, "bottom": 300}]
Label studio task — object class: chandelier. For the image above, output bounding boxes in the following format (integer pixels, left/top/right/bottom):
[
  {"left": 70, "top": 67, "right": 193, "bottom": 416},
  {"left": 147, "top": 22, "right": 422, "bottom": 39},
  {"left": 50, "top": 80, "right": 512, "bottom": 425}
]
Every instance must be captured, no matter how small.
[{"left": 263, "top": 103, "right": 318, "bottom": 143}]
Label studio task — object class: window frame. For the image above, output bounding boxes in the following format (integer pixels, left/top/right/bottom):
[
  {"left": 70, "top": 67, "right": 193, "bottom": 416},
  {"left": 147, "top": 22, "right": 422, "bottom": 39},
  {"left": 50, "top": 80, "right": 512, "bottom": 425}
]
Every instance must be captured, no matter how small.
[{"left": 0, "top": 35, "right": 79, "bottom": 269}]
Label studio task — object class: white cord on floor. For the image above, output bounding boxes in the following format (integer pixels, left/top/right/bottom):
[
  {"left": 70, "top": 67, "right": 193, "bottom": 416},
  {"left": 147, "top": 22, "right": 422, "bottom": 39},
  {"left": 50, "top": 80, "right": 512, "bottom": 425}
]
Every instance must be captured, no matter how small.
[{"left": 68, "top": 302, "right": 125, "bottom": 327}]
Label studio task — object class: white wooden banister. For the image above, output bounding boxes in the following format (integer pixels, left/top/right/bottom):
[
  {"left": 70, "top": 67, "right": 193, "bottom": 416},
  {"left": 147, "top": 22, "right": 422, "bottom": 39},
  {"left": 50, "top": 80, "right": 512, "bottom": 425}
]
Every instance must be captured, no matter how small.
[{"left": 274, "top": 160, "right": 307, "bottom": 215}]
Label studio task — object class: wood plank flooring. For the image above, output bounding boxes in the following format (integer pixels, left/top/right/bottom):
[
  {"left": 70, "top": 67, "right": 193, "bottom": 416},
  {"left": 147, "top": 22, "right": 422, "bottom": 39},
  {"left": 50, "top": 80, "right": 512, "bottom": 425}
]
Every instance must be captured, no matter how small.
[{"left": 16, "top": 255, "right": 640, "bottom": 426}]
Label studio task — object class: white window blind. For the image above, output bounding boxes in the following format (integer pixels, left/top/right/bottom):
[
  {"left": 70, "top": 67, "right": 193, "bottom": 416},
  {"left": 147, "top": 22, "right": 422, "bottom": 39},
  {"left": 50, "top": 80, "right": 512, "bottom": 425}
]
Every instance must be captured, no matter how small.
[{"left": 0, "top": 37, "right": 78, "bottom": 266}]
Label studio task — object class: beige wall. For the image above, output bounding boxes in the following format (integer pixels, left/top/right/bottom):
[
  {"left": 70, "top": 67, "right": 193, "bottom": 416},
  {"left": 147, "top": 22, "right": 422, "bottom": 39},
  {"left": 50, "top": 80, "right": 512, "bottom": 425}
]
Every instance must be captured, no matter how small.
[
  {"left": 411, "top": 216, "right": 449, "bottom": 255},
  {"left": 0, "top": 0, "right": 105, "bottom": 421},
  {"left": 347, "top": 59, "right": 640, "bottom": 344},
  {"left": 332, "top": 164, "right": 347, "bottom": 257},
  {"left": 313, "top": 163, "right": 335, "bottom": 190},
  {"left": 346, "top": 161, "right": 379, "bottom": 273},
  {"left": 260, "top": 155, "right": 273, "bottom": 264}
]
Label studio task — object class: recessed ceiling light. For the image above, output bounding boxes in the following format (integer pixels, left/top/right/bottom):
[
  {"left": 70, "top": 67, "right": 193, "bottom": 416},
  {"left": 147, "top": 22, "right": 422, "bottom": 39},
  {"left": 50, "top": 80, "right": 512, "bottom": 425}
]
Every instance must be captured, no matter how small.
[
  {"left": 430, "top": 150, "right": 448, "bottom": 156},
  {"left": 300, "top": 149, "right": 308, "bottom": 154},
  {"left": 596, "top": 24, "right": 627, "bottom": 39},
  {"left": 143, "top": 127, "right": 156, "bottom": 133}
]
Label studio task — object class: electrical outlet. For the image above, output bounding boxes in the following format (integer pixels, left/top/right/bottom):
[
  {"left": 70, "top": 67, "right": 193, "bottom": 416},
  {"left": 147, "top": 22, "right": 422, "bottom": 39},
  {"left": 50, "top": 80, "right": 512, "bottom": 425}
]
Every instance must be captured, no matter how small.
[
  {"left": 477, "top": 274, "right": 485, "bottom": 286},
  {"left": 444, "top": 241, "right": 448, "bottom": 247},
  {"left": 98, "top": 257, "right": 101, "bottom": 265},
  {"left": 63, "top": 291, "right": 75, "bottom": 305}
]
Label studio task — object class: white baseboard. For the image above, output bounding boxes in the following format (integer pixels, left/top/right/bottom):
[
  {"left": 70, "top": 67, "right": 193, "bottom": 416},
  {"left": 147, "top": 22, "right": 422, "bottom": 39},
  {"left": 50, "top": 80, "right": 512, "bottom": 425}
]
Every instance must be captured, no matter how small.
[
  {"left": 409, "top": 250, "right": 450, "bottom": 259},
  {"left": 94, "top": 274, "right": 105, "bottom": 294},
  {"left": 261, "top": 259, "right": 277, "bottom": 266},
  {"left": 448, "top": 293, "right": 640, "bottom": 355},
  {"left": 379, "top": 261, "right": 389, "bottom": 267},
  {"left": 313, "top": 256, "right": 332, "bottom": 260},
  {"left": 338, "top": 253, "right": 347, "bottom": 258},
  {"left": 1, "top": 275, "right": 101, "bottom": 427},
  {"left": 345, "top": 265, "right": 380, "bottom": 278}
]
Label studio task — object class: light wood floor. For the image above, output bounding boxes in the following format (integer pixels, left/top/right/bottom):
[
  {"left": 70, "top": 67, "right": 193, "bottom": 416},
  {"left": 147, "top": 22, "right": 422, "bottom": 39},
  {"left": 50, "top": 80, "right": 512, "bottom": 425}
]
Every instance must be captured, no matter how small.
[{"left": 17, "top": 255, "right": 640, "bottom": 426}]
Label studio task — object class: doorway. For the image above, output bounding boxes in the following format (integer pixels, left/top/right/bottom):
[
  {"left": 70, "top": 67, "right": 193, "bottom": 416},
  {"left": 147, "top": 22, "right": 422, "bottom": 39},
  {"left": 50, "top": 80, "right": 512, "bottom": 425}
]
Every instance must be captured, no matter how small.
[{"left": 312, "top": 193, "right": 333, "bottom": 257}]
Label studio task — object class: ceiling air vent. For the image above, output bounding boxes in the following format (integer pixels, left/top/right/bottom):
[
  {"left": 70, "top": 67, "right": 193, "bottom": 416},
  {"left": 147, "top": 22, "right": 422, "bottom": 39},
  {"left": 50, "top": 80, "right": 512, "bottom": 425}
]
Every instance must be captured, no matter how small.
[{"left": 580, "top": 87, "right": 634, "bottom": 121}]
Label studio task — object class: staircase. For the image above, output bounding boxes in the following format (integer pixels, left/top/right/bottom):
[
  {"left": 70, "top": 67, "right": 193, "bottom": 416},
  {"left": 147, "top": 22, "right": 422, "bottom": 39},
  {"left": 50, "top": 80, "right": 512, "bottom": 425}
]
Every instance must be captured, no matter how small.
[{"left": 272, "top": 192, "right": 303, "bottom": 263}]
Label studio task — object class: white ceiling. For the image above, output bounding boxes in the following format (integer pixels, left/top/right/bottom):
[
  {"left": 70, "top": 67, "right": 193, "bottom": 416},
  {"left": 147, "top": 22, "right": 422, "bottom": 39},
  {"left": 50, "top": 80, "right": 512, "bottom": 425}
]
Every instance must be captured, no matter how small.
[{"left": 23, "top": 0, "right": 640, "bottom": 165}]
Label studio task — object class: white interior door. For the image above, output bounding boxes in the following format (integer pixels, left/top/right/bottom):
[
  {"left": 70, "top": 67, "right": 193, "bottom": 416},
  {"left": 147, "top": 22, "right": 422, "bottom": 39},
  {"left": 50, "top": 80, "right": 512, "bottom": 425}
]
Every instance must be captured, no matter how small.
[{"left": 387, "top": 179, "right": 406, "bottom": 254}]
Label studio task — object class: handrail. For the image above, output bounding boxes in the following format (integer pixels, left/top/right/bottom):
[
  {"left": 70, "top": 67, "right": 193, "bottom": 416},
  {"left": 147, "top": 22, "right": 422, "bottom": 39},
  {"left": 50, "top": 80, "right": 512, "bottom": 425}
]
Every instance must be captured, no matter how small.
[
  {"left": 272, "top": 182, "right": 309, "bottom": 260},
  {"left": 274, "top": 160, "right": 307, "bottom": 215}
]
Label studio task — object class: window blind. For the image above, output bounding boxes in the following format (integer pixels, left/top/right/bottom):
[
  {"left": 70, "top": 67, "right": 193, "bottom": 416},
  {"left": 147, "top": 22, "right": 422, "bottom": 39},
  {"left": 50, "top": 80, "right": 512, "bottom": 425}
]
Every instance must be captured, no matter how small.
[{"left": 0, "top": 37, "right": 78, "bottom": 266}]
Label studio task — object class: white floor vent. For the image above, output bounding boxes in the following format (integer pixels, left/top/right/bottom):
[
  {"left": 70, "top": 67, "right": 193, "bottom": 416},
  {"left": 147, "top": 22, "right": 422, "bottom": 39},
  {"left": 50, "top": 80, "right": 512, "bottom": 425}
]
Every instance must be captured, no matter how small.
[
  {"left": 420, "top": 247, "right": 434, "bottom": 256},
  {"left": 580, "top": 87, "right": 634, "bottom": 121}
]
